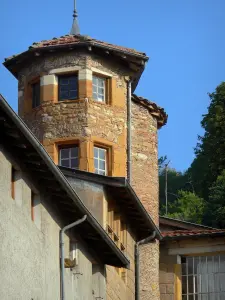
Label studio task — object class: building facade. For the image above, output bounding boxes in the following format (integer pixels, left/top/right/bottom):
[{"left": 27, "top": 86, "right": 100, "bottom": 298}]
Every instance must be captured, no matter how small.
[
  {"left": 0, "top": 95, "right": 161, "bottom": 300},
  {"left": 159, "top": 217, "right": 225, "bottom": 300},
  {"left": 3, "top": 34, "right": 167, "bottom": 300}
]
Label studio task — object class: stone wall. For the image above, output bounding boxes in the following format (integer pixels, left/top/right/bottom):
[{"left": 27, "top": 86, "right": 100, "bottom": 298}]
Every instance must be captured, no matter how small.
[
  {"left": 17, "top": 50, "right": 161, "bottom": 300},
  {"left": 131, "top": 101, "right": 159, "bottom": 224},
  {"left": 159, "top": 245, "right": 176, "bottom": 300}
]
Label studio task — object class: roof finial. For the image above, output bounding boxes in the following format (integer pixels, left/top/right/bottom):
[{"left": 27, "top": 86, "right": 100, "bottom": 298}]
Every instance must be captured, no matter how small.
[{"left": 70, "top": 0, "right": 80, "bottom": 35}]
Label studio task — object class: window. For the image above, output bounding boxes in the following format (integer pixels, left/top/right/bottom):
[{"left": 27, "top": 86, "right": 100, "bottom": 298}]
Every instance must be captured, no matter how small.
[
  {"left": 58, "top": 75, "right": 78, "bottom": 101},
  {"left": 31, "top": 192, "right": 35, "bottom": 221},
  {"left": 59, "top": 146, "right": 79, "bottom": 169},
  {"left": 92, "top": 75, "right": 106, "bottom": 102},
  {"left": 32, "top": 81, "right": 40, "bottom": 108},
  {"left": 11, "top": 167, "right": 16, "bottom": 199},
  {"left": 94, "top": 147, "right": 107, "bottom": 175},
  {"left": 181, "top": 255, "right": 225, "bottom": 300}
]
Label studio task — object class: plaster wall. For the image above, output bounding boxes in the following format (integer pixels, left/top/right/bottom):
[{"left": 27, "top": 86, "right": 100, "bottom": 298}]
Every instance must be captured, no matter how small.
[{"left": 0, "top": 145, "right": 104, "bottom": 300}]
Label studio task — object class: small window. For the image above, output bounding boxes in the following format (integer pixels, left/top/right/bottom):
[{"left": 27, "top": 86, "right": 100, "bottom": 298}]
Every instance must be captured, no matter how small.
[
  {"left": 92, "top": 76, "right": 106, "bottom": 102},
  {"left": 32, "top": 81, "right": 40, "bottom": 108},
  {"left": 59, "top": 75, "right": 78, "bottom": 101},
  {"left": 59, "top": 146, "right": 79, "bottom": 169},
  {"left": 94, "top": 147, "right": 107, "bottom": 175},
  {"left": 11, "top": 167, "right": 16, "bottom": 200}
]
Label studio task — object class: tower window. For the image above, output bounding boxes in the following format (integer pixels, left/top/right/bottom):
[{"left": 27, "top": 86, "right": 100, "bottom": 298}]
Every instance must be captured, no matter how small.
[
  {"left": 94, "top": 146, "right": 107, "bottom": 175},
  {"left": 32, "top": 81, "right": 40, "bottom": 108},
  {"left": 59, "top": 75, "right": 78, "bottom": 101},
  {"left": 59, "top": 146, "right": 79, "bottom": 169},
  {"left": 93, "top": 76, "right": 106, "bottom": 102}
]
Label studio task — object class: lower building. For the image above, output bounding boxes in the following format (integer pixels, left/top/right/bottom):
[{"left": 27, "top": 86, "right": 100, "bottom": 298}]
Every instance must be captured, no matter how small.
[{"left": 159, "top": 217, "right": 225, "bottom": 300}]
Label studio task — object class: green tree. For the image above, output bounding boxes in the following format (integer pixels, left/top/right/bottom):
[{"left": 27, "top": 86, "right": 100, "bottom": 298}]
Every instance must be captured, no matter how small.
[
  {"left": 188, "top": 82, "right": 225, "bottom": 200},
  {"left": 208, "top": 170, "right": 225, "bottom": 227},
  {"left": 167, "top": 191, "right": 205, "bottom": 224}
]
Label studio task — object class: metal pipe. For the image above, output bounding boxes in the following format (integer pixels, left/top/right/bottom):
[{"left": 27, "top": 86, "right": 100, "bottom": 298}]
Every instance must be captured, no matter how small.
[
  {"left": 127, "top": 80, "right": 132, "bottom": 183},
  {"left": 60, "top": 215, "right": 87, "bottom": 300},
  {"left": 135, "top": 231, "right": 156, "bottom": 300}
]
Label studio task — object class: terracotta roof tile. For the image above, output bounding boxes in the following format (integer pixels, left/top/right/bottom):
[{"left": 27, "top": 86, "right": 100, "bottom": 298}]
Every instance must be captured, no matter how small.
[
  {"left": 132, "top": 94, "right": 168, "bottom": 128},
  {"left": 5, "top": 35, "right": 147, "bottom": 63},
  {"left": 162, "top": 229, "right": 225, "bottom": 238}
]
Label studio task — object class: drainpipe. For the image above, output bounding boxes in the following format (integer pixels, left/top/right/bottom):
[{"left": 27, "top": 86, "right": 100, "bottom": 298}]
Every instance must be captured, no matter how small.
[
  {"left": 127, "top": 79, "right": 132, "bottom": 183},
  {"left": 135, "top": 231, "right": 156, "bottom": 300},
  {"left": 60, "top": 215, "right": 87, "bottom": 300}
]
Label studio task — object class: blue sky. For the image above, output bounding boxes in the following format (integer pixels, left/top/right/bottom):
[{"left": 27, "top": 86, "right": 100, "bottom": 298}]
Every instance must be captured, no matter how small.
[{"left": 1, "top": 0, "right": 225, "bottom": 171}]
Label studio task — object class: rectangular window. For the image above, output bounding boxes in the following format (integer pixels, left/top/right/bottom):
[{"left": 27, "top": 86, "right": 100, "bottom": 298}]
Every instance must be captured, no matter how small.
[
  {"left": 181, "top": 255, "right": 225, "bottom": 299},
  {"left": 94, "top": 146, "right": 107, "bottom": 175},
  {"left": 59, "top": 75, "right": 78, "bottom": 101},
  {"left": 11, "top": 167, "right": 16, "bottom": 200},
  {"left": 92, "top": 75, "right": 106, "bottom": 102},
  {"left": 31, "top": 192, "right": 35, "bottom": 221},
  {"left": 59, "top": 146, "right": 79, "bottom": 169},
  {"left": 32, "top": 81, "right": 40, "bottom": 108}
]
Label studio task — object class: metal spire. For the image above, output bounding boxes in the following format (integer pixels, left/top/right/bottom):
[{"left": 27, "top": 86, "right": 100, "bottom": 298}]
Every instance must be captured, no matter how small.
[{"left": 70, "top": 0, "right": 80, "bottom": 35}]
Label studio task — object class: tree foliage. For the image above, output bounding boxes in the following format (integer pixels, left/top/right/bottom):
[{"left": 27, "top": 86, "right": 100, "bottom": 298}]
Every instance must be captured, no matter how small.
[
  {"left": 167, "top": 191, "right": 205, "bottom": 224},
  {"left": 159, "top": 82, "right": 225, "bottom": 227}
]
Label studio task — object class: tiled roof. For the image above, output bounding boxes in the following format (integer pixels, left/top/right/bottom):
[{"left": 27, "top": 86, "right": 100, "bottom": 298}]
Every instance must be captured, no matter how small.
[
  {"left": 5, "top": 34, "right": 147, "bottom": 63},
  {"left": 132, "top": 94, "right": 168, "bottom": 128},
  {"left": 162, "top": 229, "right": 225, "bottom": 239}
]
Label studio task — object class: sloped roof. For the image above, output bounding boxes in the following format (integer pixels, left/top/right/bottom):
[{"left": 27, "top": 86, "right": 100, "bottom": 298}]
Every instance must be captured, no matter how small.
[
  {"left": 159, "top": 216, "right": 214, "bottom": 231},
  {"left": 162, "top": 229, "right": 225, "bottom": 240},
  {"left": 27, "top": 35, "right": 147, "bottom": 57},
  {"left": 132, "top": 94, "right": 168, "bottom": 128},
  {"left": 3, "top": 35, "right": 148, "bottom": 89}
]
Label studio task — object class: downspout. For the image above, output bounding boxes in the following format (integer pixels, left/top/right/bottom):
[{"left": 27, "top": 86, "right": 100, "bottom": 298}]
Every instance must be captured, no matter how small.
[
  {"left": 60, "top": 215, "right": 87, "bottom": 300},
  {"left": 127, "top": 79, "right": 132, "bottom": 183},
  {"left": 135, "top": 231, "right": 156, "bottom": 300}
]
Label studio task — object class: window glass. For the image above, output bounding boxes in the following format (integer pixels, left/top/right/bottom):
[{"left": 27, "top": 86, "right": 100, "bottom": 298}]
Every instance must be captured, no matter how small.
[
  {"left": 32, "top": 81, "right": 40, "bottom": 108},
  {"left": 92, "top": 76, "right": 106, "bottom": 102},
  {"left": 59, "top": 146, "right": 79, "bottom": 169},
  {"left": 59, "top": 75, "right": 78, "bottom": 101},
  {"left": 94, "top": 146, "right": 107, "bottom": 175},
  {"left": 181, "top": 255, "right": 225, "bottom": 299}
]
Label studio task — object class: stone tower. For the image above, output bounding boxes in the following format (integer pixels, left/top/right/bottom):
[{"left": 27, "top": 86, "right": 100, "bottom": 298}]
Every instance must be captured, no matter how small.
[{"left": 4, "top": 34, "right": 167, "bottom": 299}]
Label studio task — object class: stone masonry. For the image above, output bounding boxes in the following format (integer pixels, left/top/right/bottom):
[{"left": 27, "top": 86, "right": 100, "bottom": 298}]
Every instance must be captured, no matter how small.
[{"left": 13, "top": 43, "right": 165, "bottom": 300}]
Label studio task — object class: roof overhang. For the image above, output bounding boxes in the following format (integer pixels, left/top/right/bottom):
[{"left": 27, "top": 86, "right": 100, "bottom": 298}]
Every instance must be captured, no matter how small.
[
  {"left": 60, "top": 167, "right": 162, "bottom": 241},
  {"left": 0, "top": 94, "right": 130, "bottom": 268},
  {"left": 160, "top": 216, "right": 214, "bottom": 231},
  {"left": 162, "top": 231, "right": 225, "bottom": 241},
  {"left": 3, "top": 37, "right": 148, "bottom": 91}
]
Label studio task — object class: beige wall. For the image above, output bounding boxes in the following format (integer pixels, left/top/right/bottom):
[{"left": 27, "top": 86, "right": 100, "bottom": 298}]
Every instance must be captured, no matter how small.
[{"left": 0, "top": 145, "right": 105, "bottom": 300}]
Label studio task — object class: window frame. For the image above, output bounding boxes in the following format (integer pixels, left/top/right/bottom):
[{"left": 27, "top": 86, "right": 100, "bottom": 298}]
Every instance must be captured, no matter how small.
[
  {"left": 94, "top": 146, "right": 108, "bottom": 176},
  {"left": 92, "top": 74, "right": 108, "bottom": 103},
  {"left": 181, "top": 254, "right": 225, "bottom": 299},
  {"left": 58, "top": 74, "right": 79, "bottom": 102},
  {"left": 31, "top": 80, "right": 41, "bottom": 109},
  {"left": 58, "top": 144, "right": 79, "bottom": 169}
]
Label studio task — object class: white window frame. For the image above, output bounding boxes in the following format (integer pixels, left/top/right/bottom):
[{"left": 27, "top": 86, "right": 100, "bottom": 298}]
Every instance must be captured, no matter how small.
[
  {"left": 94, "top": 146, "right": 107, "bottom": 175},
  {"left": 59, "top": 146, "right": 79, "bottom": 169},
  {"left": 92, "top": 75, "right": 106, "bottom": 102},
  {"left": 181, "top": 254, "right": 225, "bottom": 299}
]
